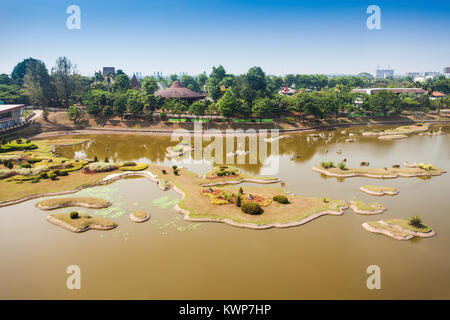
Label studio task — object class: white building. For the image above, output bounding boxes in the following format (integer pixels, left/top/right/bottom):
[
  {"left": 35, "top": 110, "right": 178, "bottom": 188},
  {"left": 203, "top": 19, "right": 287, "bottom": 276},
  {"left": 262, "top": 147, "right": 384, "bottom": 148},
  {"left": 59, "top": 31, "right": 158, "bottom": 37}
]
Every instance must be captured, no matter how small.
[{"left": 0, "top": 104, "right": 25, "bottom": 130}]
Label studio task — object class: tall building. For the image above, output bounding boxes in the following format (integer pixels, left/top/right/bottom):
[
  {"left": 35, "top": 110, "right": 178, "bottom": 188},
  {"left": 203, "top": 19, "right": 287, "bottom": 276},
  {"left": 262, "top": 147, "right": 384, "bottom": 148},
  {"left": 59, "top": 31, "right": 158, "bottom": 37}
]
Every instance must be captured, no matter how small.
[
  {"left": 444, "top": 67, "right": 450, "bottom": 78},
  {"left": 376, "top": 68, "right": 394, "bottom": 79}
]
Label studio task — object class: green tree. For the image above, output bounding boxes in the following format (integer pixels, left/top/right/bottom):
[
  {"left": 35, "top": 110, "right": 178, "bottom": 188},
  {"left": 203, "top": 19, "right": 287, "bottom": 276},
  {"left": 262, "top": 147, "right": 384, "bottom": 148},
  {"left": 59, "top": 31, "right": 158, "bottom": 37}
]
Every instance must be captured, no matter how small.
[
  {"left": 11, "top": 58, "right": 39, "bottom": 85},
  {"left": 181, "top": 75, "right": 201, "bottom": 92},
  {"left": 112, "top": 74, "right": 131, "bottom": 92},
  {"left": 189, "top": 101, "right": 207, "bottom": 118},
  {"left": 51, "top": 56, "right": 77, "bottom": 108},
  {"left": 367, "top": 90, "right": 400, "bottom": 117},
  {"left": 196, "top": 73, "right": 208, "bottom": 88},
  {"left": 252, "top": 98, "right": 272, "bottom": 118},
  {"left": 67, "top": 105, "right": 83, "bottom": 123},
  {"left": 210, "top": 65, "right": 226, "bottom": 82},
  {"left": 126, "top": 90, "right": 144, "bottom": 115},
  {"left": 23, "top": 60, "right": 52, "bottom": 108},
  {"left": 217, "top": 90, "right": 239, "bottom": 119},
  {"left": 113, "top": 93, "right": 128, "bottom": 116},
  {"left": 141, "top": 77, "right": 159, "bottom": 95}
]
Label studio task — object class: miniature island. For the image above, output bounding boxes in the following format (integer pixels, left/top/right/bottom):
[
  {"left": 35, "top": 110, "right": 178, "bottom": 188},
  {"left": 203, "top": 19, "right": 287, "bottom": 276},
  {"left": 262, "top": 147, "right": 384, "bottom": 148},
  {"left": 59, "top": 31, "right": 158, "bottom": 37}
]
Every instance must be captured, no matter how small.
[
  {"left": 362, "top": 216, "right": 435, "bottom": 240},
  {"left": 362, "top": 124, "right": 429, "bottom": 137},
  {"left": 46, "top": 212, "right": 117, "bottom": 233},
  {"left": 360, "top": 185, "right": 399, "bottom": 196},
  {"left": 349, "top": 200, "right": 386, "bottom": 215},
  {"left": 312, "top": 161, "right": 446, "bottom": 179},
  {"left": 36, "top": 197, "right": 111, "bottom": 210},
  {"left": 129, "top": 210, "right": 150, "bottom": 223}
]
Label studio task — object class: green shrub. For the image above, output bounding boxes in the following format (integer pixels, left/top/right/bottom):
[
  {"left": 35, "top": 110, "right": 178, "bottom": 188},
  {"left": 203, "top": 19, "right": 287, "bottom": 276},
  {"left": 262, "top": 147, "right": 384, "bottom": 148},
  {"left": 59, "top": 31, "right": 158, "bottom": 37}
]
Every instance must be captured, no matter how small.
[
  {"left": 235, "top": 195, "right": 241, "bottom": 207},
  {"left": 273, "top": 194, "right": 289, "bottom": 204},
  {"left": 323, "top": 197, "right": 330, "bottom": 203},
  {"left": 53, "top": 169, "right": 60, "bottom": 176},
  {"left": 104, "top": 157, "right": 109, "bottom": 163},
  {"left": 285, "top": 116, "right": 295, "bottom": 123},
  {"left": 162, "top": 169, "right": 167, "bottom": 174},
  {"left": 16, "top": 139, "right": 22, "bottom": 144},
  {"left": 122, "top": 161, "right": 136, "bottom": 167},
  {"left": 241, "top": 202, "right": 262, "bottom": 215},
  {"left": 40, "top": 172, "right": 48, "bottom": 179},
  {"left": 48, "top": 172, "right": 57, "bottom": 180},
  {"left": 239, "top": 187, "right": 243, "bottom": 194},
  {"left": 20, "top": 163, "right": 31, "bottom": 168},
  {"left": 172, "top": 165, "right": 177, "bottom": 170},
  {"left": 93, "top": 156, "right": 98, "bottom": 162},
  {"left": 320, "top": 161, "right": 335, "bottom": 169},
  {"left": 338, "top": 162, "right": 347, "bottom": 170},
  {"left": 31, "top": 179, "right": 40, "bottom": 183},
  {"left": 173, "top": 169, "right": 180, "bottom": 176},
  {"left": 70, "top": 211, "right": 79, "bottom": 219},
  {"left": 408, "top": 215, "right": 425, "bottom": 228},
  {"left": 59, "top": 171, "right": 68, "bottom": 176}
]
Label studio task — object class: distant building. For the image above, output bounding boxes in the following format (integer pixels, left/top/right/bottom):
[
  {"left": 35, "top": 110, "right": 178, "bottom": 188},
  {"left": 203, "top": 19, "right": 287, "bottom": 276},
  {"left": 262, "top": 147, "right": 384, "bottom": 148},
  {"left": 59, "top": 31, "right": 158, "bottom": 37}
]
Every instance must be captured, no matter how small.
[
  {"left": 279, "top": 86, "right": 296, "bottom": 96},
  {"left": 424, "top": 71, "right": 440, "bottom": 78},
  {"left": 102, "top": 67, "right": 116, "bottom": 76},
  {"left": 131, "top": 74, "right": 139, "bottom": 89},
  {"left": 351, "top": 88, "right": 426, "bottom": 96},
  {"left": 376, "top": 69, "right": 394, "bottom": 79},
  {"left": 0, "top": 104, "right": 25, "bottom": 130},
  {"left": 431, "top": 92, "right": 446, "bottom": 99},
  {"left": 444, "top": 67, "right": 450, "bottom": 78},
  {"left": 406, "top": 72, "right": 421, "bottom": 79}
]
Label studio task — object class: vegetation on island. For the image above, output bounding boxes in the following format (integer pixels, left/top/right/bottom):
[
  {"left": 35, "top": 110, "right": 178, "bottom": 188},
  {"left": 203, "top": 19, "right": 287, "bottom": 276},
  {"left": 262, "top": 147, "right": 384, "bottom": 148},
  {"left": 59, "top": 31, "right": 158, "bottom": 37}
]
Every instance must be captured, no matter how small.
[
  {"left": 47, "top": 212, "right": 117, "bottom": 233},
  {"left": 314, "top": 162, "right": 446, "bottom": 178},
  {"left": 36, "top": 197, "right": 111, "bottom": 210},
  {"left": 363, "top": 216, "right": 434, "bottom": 240}
]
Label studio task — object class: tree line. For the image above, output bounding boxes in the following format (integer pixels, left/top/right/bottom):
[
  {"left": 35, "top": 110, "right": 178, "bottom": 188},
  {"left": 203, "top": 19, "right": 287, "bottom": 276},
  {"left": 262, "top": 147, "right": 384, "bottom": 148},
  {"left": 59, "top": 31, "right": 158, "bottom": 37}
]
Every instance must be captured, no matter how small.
[{"left": 0, "top": 57, "right": 449, "bottom": 123}]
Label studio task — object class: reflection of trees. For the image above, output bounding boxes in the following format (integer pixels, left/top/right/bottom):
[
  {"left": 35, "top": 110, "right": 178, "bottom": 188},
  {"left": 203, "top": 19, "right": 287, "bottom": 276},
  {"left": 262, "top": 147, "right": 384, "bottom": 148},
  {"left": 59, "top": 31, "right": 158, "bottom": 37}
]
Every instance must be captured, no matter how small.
[{"left": 54, "top": 125, "right": 416, "bottom": 175}]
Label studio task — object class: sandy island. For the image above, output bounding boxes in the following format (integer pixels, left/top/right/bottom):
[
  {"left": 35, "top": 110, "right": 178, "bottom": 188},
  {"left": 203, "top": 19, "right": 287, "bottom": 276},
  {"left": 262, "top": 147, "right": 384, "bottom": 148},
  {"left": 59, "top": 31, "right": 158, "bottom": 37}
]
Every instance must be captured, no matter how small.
[
  {"left": 360, "top": 185, "right": 399, "bottom": 196},
  {"left": 362, "top": 219, "right": 435, "bottom": 240},
  {"left": 46, "top": 213, "right": 117, "bottom": 233}
]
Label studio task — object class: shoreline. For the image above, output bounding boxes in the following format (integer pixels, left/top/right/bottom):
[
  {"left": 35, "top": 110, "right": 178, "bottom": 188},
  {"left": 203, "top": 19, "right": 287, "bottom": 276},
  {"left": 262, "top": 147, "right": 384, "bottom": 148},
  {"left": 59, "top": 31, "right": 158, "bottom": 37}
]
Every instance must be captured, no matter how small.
[{"left": 29, "top": 119, "right": 450, "bottom": 139}]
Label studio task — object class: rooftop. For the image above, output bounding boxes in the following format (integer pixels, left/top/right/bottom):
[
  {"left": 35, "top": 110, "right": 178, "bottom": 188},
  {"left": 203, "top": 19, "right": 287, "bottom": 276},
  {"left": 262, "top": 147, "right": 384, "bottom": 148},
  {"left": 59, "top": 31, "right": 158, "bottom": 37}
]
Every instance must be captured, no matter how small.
[
  {"left": 0, "top": 104, "right": 25, "bottom": 113},
  {"left": 155, "top": 81, "right": 205, "bottom": 100}
]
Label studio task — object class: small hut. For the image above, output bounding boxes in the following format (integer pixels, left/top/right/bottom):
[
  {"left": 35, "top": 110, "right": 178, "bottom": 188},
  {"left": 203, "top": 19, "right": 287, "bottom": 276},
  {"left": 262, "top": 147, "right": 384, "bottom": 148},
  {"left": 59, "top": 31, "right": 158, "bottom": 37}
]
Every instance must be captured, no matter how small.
[{"left": 155, "top": 81, "right": 205, "bottom": 101}]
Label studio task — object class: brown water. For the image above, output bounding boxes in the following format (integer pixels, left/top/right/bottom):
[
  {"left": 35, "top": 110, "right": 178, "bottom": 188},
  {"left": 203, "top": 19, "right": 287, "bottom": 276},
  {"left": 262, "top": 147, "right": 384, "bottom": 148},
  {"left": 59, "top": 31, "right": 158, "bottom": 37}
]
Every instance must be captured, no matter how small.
[{"left": 1, "top": 125, "right": 449, "bottom": 299}]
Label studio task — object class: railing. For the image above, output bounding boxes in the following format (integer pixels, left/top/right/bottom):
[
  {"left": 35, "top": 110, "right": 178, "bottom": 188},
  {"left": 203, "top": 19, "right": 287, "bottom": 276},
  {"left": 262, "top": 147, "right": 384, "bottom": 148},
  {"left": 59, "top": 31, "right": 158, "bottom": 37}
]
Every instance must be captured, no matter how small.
[{"left": 0, "top": 119, "right": 32, "bottom": 134}]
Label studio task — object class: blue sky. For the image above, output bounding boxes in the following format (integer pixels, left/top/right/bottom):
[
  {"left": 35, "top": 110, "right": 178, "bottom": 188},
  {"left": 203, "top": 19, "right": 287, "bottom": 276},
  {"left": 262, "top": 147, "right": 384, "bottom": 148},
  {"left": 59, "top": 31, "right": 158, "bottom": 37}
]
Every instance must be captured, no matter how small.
[{"left": 1, "top": 0, "right": 449, "bottom": 76}]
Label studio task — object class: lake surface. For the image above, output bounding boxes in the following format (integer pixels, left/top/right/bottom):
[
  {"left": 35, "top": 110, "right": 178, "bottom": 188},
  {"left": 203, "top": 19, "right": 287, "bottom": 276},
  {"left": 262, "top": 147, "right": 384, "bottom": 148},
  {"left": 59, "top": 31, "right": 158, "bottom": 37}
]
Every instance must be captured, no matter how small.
[{"left": 1, "top": 125, "right": 449, "bottom": 299}]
